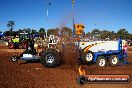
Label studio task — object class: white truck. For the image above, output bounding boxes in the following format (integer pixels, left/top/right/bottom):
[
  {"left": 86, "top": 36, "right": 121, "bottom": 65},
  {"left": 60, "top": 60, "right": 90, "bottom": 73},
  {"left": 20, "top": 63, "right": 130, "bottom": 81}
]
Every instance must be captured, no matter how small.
[{"left": 79, "top": 38, "right": 128, "bottom": 66}]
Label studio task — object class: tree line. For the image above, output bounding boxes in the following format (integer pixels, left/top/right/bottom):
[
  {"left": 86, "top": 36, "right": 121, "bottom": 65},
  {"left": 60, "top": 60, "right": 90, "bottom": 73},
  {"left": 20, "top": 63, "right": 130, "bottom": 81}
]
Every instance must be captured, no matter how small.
[
  {"left": 86, "top": 29, "right": 132, "bottom": 40},
  {"left": 1, "top": 21, "right": 132, "bottom": 40}
]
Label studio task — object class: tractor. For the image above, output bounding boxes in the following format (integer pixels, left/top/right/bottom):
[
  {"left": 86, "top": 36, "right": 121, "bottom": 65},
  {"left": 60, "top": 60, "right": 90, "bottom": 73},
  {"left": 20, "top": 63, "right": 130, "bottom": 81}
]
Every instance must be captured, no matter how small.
[
  {"left": 10, "top": 34, "right": 62, "bottom": 68},
  {"left": 8, "top": 33, "right": 29, "bottom": 49}
]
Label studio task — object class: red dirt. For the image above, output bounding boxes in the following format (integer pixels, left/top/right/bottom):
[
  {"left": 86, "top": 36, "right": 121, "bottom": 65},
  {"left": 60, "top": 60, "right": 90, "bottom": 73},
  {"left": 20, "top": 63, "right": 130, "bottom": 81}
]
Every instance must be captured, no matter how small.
[{"left": 0, "top": 45, "right": 132, "bottom": 88}]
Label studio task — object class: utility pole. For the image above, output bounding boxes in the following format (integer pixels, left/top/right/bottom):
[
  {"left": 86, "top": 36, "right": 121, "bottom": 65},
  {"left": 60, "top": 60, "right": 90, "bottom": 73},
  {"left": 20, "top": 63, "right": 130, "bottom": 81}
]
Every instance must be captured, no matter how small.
[
  {"left": 45, "top": 0, "right": 51, "bottom": 38},
  {"left": 72, "top": 0, "right": 75, "bottom": 37}
]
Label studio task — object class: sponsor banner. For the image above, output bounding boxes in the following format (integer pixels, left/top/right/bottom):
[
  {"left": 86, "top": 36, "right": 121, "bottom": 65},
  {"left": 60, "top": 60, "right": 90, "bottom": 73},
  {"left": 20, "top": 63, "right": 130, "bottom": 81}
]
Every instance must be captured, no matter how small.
[{"left": 78, "top": 75, "right": 130, "bottom": 84}]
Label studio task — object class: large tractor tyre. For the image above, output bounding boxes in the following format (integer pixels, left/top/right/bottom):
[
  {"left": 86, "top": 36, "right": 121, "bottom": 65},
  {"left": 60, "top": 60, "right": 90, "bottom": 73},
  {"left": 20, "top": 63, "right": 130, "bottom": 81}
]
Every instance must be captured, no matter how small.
[
  {"left": 14, "top": 43, "right": 20, "bottom": 49},
  {"left": 40, "top": 48, "right": 61, "bottom": 68},
  {"left": 96, "top": 56, "right": 107, "bottom": 67},
  {"left": 108, "top": 55, "right": 119, "bottom": 66},
  {"left": 11, "top": 56, "right": 18, "bottom": 62},
  {"left": 8, "top": 42, "right": 15, "bottom": 49},
  {"left": 81, "top": 51, "right": 94, "bottom": 64}
]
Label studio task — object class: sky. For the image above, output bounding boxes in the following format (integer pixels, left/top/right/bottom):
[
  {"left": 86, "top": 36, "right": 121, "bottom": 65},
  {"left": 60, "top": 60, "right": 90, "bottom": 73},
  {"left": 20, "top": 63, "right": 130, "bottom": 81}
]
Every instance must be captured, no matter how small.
[{"left": 0, "top": 0, "right": 132, "bottom": 33}]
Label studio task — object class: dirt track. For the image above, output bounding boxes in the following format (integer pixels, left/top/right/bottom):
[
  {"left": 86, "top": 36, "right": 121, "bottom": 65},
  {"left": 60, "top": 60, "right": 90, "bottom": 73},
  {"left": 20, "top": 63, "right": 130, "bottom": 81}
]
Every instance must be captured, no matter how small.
[{"left": 0, "top": 45, "right": 132, "bottom": 88}]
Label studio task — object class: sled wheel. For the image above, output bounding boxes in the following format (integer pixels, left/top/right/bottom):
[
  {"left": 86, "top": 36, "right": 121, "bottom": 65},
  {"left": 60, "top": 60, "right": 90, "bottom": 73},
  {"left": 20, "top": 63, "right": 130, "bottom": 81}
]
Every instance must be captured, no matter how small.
[
  {"left": 40, "top": 48, "right": 61, "bottom": 68},
  {"left": 97, "top": 56, "right": 107, "bottom": 67},
  {"left": 11, "top": 56, "right": 18, "bottom": 62},
  {"left": 108, "top": 55, "right": 119, "bottom": 66}
]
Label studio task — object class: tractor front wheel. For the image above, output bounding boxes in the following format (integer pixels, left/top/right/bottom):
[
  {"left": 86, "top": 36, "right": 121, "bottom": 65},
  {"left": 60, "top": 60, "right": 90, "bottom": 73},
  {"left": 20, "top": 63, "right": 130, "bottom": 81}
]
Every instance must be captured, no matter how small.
[{"left": 11, "top": 56, "right": 18, "bottom": 62}]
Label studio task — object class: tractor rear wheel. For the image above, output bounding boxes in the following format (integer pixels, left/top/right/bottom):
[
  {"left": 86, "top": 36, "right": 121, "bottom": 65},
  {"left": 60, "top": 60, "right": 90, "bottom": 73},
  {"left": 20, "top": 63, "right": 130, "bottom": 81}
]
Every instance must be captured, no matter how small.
[
  {"left": 8, "top": 42, "right": 15, "bottom": 49},
  {"left": 40, "top": 48, "right": 61, "bottom": 68}
]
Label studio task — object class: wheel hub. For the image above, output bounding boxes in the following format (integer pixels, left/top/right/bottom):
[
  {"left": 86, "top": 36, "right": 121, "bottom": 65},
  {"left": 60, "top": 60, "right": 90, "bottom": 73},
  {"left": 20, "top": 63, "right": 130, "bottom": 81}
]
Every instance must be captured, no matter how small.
[
  {"left": 99, "top": 59, "right": 106, "bottom": 66},
  {"left": 112, "top": 57, "right": 118, "bottom": 64},
  {"left": 46, "top": 54, "right": 54, "bottom": 63},
  {"left": 11, "top": 57, "right": 17, "bottom": 62},
  {"left": 85, "top": 53, "right": 93, "bottom": 61}
]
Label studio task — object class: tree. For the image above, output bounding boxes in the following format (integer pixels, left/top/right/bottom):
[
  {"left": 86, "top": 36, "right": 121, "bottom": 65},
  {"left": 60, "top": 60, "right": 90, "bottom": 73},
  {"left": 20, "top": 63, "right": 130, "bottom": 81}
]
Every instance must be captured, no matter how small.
[
  {"left": 39, "top": 28, "right": 46, "bottom": 38},
  {"left": 110, "top": 31, "right": 117, "bottom": 40},
  {"left": 47, "top": 27, "right": 72, "bottom": 37},
  {"left": 100, "top": 30, "right": 111, "bottom": 40},
  {"left": 26, "top": 28, "right": 31, "bottom": 33},
  {"left": 7, "top": 21, "right": 15, "bottom": 36},
  {"left": 18, "top": 29, "right": 23, "bottom": 33},
  {"left": 31, "top": 29, "right": 38, "bottom": 34},
  {"left": 91, "top": 29, "right": 101, "bottom": 39},
  {"left": 86, "top": 32, "right": 92, "bottom": 39},
  {"left": 61, "top": 27, "right": 72, "bottom": 37},
  {"left": 52, "top": 28, "right": 60, "bottom": 36},
  {"left": 39, "top": 28, "right": 45, "bottom": 33},
  {"left": 47, "top": 28, "right": 59, "bottom": 36},
  {"left": 86, "top": 29, "right": 118, "bottom": 40},
  {"left": 47, "top": 29, "right": 54, "bottom": 36},
  {"left": 117, "top": 29, "right": 129, "bottom": 39}
]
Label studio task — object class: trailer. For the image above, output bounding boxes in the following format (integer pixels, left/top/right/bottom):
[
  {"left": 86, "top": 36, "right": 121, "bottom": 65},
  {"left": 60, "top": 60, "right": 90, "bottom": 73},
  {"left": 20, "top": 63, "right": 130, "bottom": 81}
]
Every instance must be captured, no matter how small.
[{"left": 79, "top": 38, "right": 128, "bottom": 66}]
